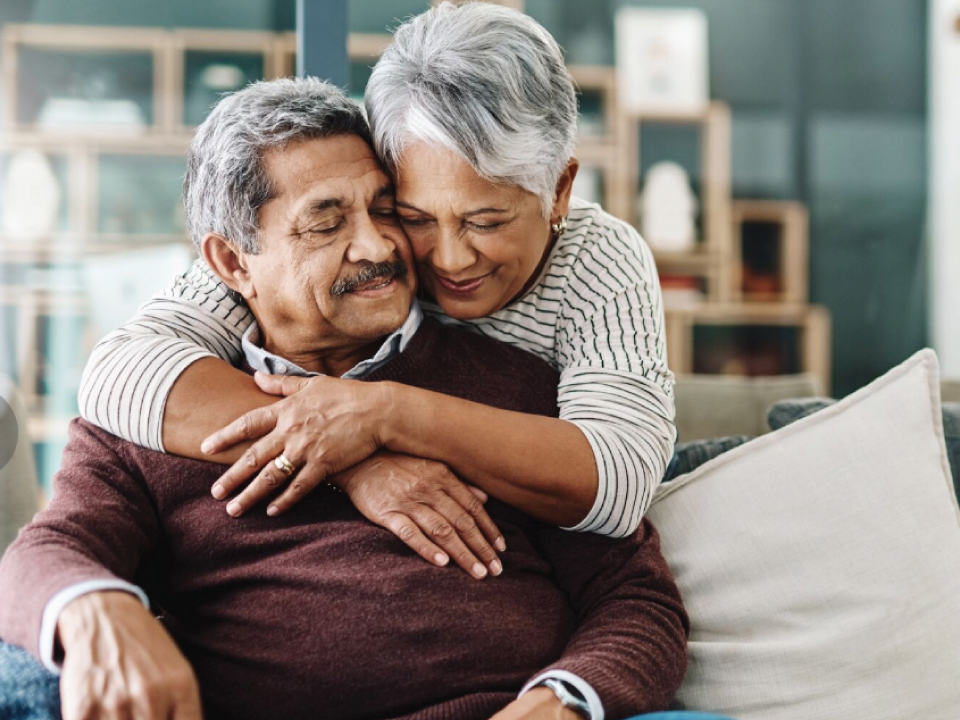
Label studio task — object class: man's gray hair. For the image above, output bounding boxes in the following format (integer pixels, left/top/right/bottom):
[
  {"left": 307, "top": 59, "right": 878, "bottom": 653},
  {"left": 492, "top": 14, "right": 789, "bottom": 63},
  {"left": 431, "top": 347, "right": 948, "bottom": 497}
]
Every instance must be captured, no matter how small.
[
  {"left": 183, "top": 77, "right": 372, "bottom": 253},
  {"left": 365, "top": 1, "right": 578, "bottom": 218}
]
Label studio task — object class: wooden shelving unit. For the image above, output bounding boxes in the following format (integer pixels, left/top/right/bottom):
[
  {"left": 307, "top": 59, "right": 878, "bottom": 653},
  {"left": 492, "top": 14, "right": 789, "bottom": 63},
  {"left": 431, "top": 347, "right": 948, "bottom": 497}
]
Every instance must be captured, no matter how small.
[
  {"left": 1, "top": 16, "right": 833, "bottom": 460},
  {"left": 625, "top": 102, "right": 734, "bottom": 303}
]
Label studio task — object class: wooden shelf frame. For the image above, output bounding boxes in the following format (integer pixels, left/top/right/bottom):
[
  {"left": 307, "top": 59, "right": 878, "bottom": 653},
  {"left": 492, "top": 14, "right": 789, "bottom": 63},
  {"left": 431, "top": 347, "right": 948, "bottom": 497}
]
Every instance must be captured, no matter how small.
[
  {"left": 665, "top": 303, "right": 832, "bottom": 395},
  {"left": 568, "top": 65, "right": 633, "bottom": 220},
  {"left": 624, "top": 101, "right": 734, "bottom": 302},
  {"left": 731, "top": 199, "right": 809, "bottom": 305}
]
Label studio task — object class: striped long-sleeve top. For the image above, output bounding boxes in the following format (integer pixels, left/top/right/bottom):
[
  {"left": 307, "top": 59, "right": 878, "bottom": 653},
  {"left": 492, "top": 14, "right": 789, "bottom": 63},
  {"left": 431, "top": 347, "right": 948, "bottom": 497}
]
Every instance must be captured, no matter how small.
[{"left": 78, "top": 197, "right": 676, "bottom": 537}]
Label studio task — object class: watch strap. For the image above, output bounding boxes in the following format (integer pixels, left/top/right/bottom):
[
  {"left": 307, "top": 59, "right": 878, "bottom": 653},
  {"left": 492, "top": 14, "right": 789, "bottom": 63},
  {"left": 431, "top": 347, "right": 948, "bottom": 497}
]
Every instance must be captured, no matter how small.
[{"left": 540, "top": 677, "right": 591, "bottom": 718}]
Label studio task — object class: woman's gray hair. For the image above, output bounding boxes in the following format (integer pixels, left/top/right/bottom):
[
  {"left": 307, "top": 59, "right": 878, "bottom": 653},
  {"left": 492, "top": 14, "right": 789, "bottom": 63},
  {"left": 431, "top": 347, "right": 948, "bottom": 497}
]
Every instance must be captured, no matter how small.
[
  {"left": 365, "top": 1, "right": 578, "bottom": 218},
  {"left": 183, "top": 77, "right": 372, "bottom": 253}
]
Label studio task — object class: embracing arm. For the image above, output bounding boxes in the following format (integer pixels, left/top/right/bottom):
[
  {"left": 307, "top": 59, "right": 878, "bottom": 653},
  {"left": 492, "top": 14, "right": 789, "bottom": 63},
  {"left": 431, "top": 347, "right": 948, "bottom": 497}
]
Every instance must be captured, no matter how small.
[
  {"left": 380, "top": 385, "right": 597, "bottom": 527},
  {"left": 78, "top": 259, "right": 265, "bottom": 456}
]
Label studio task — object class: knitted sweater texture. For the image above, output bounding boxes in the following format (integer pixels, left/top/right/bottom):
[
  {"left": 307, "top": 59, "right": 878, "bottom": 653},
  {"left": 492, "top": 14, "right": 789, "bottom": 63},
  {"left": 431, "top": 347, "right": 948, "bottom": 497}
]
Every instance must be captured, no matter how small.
[{"left": 0, "top": 319, "right": 687, "bottom": 720}]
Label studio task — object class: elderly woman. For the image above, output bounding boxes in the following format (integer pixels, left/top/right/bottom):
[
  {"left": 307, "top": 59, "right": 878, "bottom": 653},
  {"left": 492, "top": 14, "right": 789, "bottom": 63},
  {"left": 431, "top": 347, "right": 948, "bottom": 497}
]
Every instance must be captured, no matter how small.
[{"left": 78, "top": 2, "right": 675, "bottom": 577}]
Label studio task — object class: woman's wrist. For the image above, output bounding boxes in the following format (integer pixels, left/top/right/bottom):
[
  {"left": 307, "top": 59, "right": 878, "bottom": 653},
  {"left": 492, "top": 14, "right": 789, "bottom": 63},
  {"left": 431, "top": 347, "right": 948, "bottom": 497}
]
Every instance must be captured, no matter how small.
[{"left": 376, "top": 381, "right": 441, "bottom": 459}]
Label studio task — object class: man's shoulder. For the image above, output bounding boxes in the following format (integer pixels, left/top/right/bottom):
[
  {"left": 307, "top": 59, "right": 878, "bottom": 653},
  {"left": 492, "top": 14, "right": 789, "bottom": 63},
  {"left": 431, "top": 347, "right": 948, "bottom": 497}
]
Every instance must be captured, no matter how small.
[
  {"left": 67, "top": 418, "right": 216, "bottom": 474},
  {"left": 380, "top": 318, "right": 560, "bottom": 416}
]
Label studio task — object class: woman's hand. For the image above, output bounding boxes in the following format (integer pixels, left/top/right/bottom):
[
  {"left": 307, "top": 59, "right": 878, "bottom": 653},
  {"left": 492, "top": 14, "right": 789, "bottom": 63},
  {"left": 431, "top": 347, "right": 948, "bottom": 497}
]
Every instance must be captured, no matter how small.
[
  {"left": 332, "top": 450, "right": 506, "bottom": 580},
  {"left": 203, "top": 373, "right": 387, "bottom": 517}
]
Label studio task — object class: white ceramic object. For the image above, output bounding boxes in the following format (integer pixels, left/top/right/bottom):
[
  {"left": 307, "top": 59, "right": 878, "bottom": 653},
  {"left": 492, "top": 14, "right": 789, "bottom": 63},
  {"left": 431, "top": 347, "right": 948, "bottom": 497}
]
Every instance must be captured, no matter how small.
[
  {"left": 639, "top": 161, "right": 698, "bottom": 252},
  {"left": 1, "top": 149, "right": 62, "bottom": 243}
]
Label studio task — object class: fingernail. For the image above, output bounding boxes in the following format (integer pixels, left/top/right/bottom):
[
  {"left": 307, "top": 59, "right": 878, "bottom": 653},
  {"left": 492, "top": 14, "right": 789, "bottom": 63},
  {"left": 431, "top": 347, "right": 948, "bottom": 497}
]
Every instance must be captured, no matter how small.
[
  {"left": 490, "top": 559, "right": 503, "bottom": 576},
  {"left": 495, "top": 536, "right": 506, "bottom": 552},
  {"left": 266, "top": 505, "right": 279, "bottom": 517},
  {"left": 227, "top": 501, "right": 241, "bottom": 517},
  {"left": 472, "top": 563, "right": 488, "bottom": 579},
  {"left": 211, "top": 484, "right": 225, "bottom": 500},
  {"left": 201, "top": 441, "right": 213, "bottom": 454},
  {"left": 434, "top": 553, "right": 449, "bottom": 566}
]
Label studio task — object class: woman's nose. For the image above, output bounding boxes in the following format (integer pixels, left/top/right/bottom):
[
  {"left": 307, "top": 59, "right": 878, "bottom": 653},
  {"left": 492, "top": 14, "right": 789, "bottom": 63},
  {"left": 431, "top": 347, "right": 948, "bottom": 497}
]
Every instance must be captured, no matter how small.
[{"left": 431, "top": 229, "right": 476, "bottom": 275}]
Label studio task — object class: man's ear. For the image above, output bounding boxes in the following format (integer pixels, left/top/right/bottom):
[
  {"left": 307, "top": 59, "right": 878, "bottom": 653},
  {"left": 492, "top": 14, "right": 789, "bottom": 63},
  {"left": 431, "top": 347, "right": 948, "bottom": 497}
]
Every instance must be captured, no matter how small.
[
  {"left": 550, "top": 158, "right": 580, "bottom": 222},
  {"left": 200, "top": 233, "right": 257, "bottom": 300}
]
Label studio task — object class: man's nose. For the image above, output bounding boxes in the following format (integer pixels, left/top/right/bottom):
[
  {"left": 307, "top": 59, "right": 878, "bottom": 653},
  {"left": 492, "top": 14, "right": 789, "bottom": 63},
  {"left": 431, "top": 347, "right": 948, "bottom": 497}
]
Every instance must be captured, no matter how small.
[
  {"left": 346, "top": 213, "right": 395, "bottom": 265},
  {"left": 431, "top": 228, "right": 477, "bottom": 276}
]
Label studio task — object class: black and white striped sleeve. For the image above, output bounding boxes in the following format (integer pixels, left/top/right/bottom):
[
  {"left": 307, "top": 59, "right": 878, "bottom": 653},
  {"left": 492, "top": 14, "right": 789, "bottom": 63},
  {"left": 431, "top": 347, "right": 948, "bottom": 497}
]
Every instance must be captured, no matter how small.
[
  {"left": 78, "top": 259, "right": 254, "bottom": 452},
  {"left": 556, "top": 226, "right": 677, "bottom": 538}
]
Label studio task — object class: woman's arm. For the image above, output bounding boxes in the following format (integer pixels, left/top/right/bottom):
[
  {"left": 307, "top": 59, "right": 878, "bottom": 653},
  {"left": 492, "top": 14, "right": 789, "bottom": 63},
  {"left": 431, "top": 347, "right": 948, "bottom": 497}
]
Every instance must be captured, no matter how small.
[
  {"left": 206, "top": 374, "right": 599, "bottom": 528},
  {"left": 78, "top": 259, "right": 265, "bottom": 455},
  {"left": 381, "top": 384, "right": 598, "bottom": 527},
  {"left": 205, "top": 239, "right": 675, "bottom": 534}
]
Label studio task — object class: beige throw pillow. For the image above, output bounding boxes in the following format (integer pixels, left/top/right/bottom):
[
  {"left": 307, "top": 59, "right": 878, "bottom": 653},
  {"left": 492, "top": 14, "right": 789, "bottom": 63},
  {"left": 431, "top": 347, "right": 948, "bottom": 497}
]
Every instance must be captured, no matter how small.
[{"left": 648, "top": 349, "right": 960, "bottom": 719}]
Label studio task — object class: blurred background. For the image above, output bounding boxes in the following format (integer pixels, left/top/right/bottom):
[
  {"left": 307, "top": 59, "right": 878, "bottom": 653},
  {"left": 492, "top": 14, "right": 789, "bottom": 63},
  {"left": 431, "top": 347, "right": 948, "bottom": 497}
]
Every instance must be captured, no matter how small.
[{"left": 0, "top": 0, "right": 956, "bottom": 494}]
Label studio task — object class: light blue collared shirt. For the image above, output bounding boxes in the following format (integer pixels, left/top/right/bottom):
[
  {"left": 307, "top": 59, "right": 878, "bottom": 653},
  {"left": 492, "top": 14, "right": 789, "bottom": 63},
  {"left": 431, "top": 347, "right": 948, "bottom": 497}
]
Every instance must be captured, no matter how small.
[{"left": 240, "top": 300, "right": 424, "bottom": 379}]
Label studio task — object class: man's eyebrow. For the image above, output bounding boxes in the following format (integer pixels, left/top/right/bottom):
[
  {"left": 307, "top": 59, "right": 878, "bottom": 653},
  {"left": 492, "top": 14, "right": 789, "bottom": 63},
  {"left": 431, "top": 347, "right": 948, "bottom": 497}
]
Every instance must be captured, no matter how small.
[
  {"left": 395, "top": 200, "right": 509, "bottom": 217},
  {"left": 372, "top": 184, "right": 395, "bottom": 202},
  {"left": 301, "top": 197, "right": 344, "bottom": 216}
]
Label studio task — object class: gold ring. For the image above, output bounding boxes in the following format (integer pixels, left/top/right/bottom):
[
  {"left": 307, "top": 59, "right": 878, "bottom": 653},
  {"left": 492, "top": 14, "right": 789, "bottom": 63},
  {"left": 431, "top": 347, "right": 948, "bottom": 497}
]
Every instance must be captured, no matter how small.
[{"left": 274, "top": 454, "right": 295, "bottom": 476}]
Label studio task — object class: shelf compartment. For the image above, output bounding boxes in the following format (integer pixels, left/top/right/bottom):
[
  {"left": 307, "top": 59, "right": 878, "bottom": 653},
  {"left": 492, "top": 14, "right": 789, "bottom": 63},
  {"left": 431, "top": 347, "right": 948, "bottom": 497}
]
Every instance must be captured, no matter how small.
[
  {"left": 666, "top": 304, "right": 831, "bottom": 394},
  {"left": 731, "top": 199, "right": 809, "bottom": 304}
]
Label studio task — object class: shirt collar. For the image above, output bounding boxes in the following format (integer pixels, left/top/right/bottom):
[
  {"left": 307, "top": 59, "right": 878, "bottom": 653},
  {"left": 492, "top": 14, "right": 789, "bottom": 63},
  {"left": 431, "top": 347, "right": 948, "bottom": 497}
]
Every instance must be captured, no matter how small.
[{"left": 241, "top": 300, "right": 423, "bottom": 380}]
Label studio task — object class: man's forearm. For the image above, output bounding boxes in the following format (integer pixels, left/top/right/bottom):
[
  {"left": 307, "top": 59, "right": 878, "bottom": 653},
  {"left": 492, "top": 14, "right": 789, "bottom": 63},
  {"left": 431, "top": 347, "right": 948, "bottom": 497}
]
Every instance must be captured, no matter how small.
[{"left": 381, "top": 383, "right": 598, "bottom": 528}]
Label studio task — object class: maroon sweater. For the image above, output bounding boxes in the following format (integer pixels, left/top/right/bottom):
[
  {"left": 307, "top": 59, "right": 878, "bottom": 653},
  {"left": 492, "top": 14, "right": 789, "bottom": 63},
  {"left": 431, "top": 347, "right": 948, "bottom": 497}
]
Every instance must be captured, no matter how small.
[{"left": 0, "top": 319, "right": 688, "bottom": 720}]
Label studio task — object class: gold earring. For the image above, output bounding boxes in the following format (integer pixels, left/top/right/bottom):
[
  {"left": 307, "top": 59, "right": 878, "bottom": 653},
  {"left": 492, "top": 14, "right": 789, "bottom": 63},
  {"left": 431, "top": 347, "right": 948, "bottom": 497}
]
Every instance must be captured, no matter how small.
[{"left": 550, "top": 216, "right": 568, "bottom": 237}]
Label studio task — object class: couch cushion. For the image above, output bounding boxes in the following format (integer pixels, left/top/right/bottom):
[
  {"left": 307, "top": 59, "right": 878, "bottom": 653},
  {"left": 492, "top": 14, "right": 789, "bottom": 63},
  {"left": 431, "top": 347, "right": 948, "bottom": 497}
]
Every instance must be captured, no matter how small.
[
  {"left": 768, "top": 397, "right": 960, "bottom": 504},
  {"left": 647, "top": 350, "right": 960, "bottom": 720}
]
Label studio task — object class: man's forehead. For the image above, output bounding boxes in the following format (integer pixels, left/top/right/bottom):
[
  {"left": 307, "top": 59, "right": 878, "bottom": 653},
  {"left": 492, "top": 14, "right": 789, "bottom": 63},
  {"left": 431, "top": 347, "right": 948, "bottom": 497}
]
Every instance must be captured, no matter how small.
[{"left": 262, "top": 134, "right": 390, "bottom": 203}]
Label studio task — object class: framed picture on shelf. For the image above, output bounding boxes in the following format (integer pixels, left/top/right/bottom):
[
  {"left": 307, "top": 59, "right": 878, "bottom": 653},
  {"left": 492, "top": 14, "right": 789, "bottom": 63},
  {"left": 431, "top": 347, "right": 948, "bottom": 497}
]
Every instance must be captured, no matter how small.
[{"left": 615, "top": 8, "right": 709, "bottom": 115}]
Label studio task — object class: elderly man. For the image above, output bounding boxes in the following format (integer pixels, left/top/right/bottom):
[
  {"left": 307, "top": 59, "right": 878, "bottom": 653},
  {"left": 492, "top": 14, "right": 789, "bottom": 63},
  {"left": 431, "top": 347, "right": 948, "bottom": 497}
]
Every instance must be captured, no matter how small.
[{"left": 0, "top": 78, "right": 687, "bottom": 720}]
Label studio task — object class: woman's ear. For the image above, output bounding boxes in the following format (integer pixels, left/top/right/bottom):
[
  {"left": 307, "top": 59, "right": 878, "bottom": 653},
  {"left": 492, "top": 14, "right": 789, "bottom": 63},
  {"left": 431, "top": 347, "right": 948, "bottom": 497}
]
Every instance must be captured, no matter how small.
[
  {"left": 200, "top": 233, "right": 257, "bottom": 300},
  {"left": 551, "top": 158, "right": 580, "bottom": 221}
]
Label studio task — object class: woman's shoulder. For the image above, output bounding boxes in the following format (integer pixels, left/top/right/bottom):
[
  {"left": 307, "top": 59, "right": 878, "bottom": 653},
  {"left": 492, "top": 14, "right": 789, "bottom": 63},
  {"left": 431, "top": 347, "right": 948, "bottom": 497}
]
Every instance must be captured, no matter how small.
[
  {"left": 566, "top": 198, "right": 650, "bottom": 251},
  {"left": 556, "top": 198, "right": 658, "bottom": 289}
]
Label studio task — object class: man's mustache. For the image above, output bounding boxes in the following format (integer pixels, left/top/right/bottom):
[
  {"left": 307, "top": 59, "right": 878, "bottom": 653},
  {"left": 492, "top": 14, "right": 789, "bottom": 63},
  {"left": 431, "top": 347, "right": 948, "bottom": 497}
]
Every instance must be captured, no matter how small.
[{"left": 330, "top": 259, "right": 408, "bottom": 297}]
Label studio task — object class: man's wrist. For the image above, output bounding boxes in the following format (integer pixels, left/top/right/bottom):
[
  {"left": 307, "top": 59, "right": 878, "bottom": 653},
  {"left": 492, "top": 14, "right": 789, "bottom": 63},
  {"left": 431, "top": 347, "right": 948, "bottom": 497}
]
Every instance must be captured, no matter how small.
[
  {"left": 522, "top": 687, "right": 584, "bottom": 720},
  {"left": 539, "top": 679, "right": 591, "bottom": 719},
  {"left": 58, "top": 591, "right": 146, "bottom": 650}
]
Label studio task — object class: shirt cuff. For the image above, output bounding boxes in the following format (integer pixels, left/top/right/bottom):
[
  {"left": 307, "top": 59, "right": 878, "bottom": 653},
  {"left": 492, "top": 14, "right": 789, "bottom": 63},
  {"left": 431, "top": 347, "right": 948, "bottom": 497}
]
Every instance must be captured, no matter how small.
[
  {"left": 39, "top": 580, "right": 150, "bottom": 674},
  {"left": 520, "top": 669, "right": 604, "bottom": 720}
]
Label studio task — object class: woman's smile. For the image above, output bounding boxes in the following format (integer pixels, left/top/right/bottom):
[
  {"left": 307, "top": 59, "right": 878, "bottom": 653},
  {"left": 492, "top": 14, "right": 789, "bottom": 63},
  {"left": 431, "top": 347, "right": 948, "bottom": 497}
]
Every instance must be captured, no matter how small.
[{"left": 433, "top": 270, "right": 494, "bottom": 296}]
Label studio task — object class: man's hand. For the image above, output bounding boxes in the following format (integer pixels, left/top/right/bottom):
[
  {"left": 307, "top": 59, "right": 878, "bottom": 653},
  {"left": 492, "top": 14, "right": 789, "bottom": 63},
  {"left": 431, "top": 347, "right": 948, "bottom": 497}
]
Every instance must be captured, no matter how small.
[
  {"left": 333, "top": 451, "right": 506, "bottom": 580},
  {"left": 489, "top": 687, "right": 584, "bottom": 720},
  {"left": 57, "top": 591, "right": 203, "bottom": 720}
]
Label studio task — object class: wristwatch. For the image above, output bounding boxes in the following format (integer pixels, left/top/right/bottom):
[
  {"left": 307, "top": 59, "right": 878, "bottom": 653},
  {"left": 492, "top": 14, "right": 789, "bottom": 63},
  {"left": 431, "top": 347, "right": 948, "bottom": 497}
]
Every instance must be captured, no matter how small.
[{"left": 540, "top": 678, "right": 592, "bottom": 719}]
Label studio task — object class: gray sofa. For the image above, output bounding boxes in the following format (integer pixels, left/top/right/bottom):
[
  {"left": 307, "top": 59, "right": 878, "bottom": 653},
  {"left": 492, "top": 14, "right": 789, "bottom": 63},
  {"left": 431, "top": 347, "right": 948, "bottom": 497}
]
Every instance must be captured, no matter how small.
[{"left": 0, "top": 376, "right": 39, "bottom": 557}]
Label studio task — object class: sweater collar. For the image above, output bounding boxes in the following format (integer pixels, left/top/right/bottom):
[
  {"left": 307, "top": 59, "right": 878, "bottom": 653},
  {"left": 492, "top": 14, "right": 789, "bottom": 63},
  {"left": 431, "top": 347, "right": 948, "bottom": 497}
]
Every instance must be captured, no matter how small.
[{"left": 241, "top": 300, "right": 424, "bottom": 379}]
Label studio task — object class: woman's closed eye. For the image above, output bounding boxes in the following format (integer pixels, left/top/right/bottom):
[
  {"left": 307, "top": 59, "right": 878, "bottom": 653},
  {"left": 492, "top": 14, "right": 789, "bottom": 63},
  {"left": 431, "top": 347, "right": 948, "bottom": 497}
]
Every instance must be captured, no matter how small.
[
  {"left": 466, "top": 221, "right": 504, "bottom": 232},
  {"left": 397, "top": 215, "right": 433, "bottom": 228}
]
